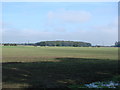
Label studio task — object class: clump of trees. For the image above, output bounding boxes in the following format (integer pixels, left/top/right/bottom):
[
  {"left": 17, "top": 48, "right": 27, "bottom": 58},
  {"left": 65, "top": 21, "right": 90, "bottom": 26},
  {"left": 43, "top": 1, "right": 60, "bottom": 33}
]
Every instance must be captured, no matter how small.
[
  {"left": 3, "top": 44, "right": 17, "bottom": 46},
  {"left": 35, "top": 41, "right": 91, "bottom": 47},
  {"left": 115, "top": 41, "right": 120, "bottom": 47}
]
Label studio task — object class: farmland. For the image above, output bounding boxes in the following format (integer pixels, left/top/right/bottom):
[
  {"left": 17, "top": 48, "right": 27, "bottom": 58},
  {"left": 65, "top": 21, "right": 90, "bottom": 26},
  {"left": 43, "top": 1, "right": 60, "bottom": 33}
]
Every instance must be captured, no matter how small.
[{"left": 2, "top": 46, "right": 119, "bottom": 88}]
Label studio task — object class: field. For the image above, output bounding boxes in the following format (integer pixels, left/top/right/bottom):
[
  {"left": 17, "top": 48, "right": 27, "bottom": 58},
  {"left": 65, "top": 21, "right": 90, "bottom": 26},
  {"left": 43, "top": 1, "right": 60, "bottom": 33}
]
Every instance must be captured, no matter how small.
[{"left": 2, "top": 46, "right": 119, "bottom": 88}]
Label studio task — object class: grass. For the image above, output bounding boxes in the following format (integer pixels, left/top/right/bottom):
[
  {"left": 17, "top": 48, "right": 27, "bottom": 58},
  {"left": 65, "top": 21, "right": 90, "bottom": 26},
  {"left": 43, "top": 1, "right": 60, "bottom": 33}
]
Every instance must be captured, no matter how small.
[{"left": 2, "top": 46, "right": 119, "bottom": 88}]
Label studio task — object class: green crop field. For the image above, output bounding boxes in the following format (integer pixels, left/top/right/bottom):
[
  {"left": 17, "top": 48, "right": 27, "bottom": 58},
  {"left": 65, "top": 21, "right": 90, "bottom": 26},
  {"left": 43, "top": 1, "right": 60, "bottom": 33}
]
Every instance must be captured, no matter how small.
[{"left": 2, "top": 46, "right": 119, "bottom": 88}]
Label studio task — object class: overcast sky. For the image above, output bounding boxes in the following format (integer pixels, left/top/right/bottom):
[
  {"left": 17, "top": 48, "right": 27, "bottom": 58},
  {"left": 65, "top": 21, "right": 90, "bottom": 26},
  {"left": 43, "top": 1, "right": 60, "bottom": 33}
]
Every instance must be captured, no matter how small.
[{"left": 2, "top": 2, "right": 118, "bottom": 45}]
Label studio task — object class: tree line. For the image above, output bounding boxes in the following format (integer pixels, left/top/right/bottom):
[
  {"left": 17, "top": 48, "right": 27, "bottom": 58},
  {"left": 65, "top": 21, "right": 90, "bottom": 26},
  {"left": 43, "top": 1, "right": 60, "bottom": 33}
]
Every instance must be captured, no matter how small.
[
  {"left": 35, "top": 41, "right": 91, "bottom": 47},
  {"left": 3, "top": 41, "right": 120, "bottom": 47},
  {"left": 3, "top": 44, "right": 17, "bottom": 46}
]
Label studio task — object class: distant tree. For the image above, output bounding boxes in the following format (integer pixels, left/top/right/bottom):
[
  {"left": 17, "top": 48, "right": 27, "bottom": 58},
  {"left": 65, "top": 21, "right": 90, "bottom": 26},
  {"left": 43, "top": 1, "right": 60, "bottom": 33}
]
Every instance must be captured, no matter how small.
[
  {"left": 73, "top": 42, "right": 79, "bottom": 47},
  {"left": 3, "top": 43, "right": 17, "bottom": 46},
  {"left": 115, "top": 41, "right": 120, "bottom": 47},
  {"left": 35, "top": 42, "right": 46, "bottom": 46},
  {"left": 56, "top": 43, "right": 60, "bottom": 46}
]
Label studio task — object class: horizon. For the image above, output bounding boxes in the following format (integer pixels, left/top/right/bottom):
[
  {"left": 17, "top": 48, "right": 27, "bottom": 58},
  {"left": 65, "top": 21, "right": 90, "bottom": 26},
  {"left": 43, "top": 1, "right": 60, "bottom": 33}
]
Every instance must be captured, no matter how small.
[
  {"left": 2, "top": 2, "right": 118, "bottom": 46},
  {"left": 1, "top": 40, "right": 116, "bottom": 46}
]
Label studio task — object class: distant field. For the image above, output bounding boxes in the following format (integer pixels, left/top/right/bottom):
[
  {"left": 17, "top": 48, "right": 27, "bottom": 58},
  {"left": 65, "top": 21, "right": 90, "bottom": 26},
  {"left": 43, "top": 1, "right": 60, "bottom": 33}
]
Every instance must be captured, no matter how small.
[
  {"left": 2, "top": 46, "right": 119, "bottom": 88},
  {"left": 2, "top": 46, "right": 118, "bottom": 62}
]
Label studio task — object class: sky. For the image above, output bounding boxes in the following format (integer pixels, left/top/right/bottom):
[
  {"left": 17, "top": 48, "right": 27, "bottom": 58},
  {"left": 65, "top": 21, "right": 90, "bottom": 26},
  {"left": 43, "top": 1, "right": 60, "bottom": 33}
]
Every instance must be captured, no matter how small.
[{"left": 2, "top": 2, "right": 118, "bottom": 46}]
